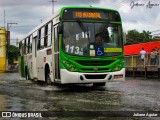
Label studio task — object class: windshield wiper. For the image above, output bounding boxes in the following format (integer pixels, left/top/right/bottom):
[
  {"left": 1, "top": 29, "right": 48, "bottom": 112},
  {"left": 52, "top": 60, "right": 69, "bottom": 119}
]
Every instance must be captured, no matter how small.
[{"left": 77, "top": 20, "right": 89, "bottom": 36}]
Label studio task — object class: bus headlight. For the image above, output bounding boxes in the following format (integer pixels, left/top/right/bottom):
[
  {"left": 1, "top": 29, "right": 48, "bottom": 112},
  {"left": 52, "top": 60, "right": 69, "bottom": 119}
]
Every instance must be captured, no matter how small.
[
  {"left": 112, "top": 61, "right": 124, "bottom": 71},
  {"left": 114, "top": 66, "right": 119, "bottom": 71},
  {"left": 62, "top": 60, "right": 78, "bottom": 72},
  {"left": 70, "top": 67, "right": 75, "bottom": 72}
]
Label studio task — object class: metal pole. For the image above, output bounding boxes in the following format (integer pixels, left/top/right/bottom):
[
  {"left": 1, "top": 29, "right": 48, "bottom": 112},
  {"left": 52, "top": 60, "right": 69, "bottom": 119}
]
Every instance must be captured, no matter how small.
[
  {"left": 6, "top": 23, "right": 9, "bottom": 62},
  {"left": 4, "top": 10, "right": 5, "bottom": 27},
  {"left": 49, "top": 0, "right": 57, "bottom": 14},
  {"left": 6, "top": 23, "right": 9, "bottom": 70}
]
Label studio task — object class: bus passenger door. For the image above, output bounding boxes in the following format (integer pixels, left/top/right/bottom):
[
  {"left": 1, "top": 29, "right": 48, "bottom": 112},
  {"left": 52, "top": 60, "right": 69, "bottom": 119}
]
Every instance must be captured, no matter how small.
[{"left": 53, "top": 25, "right": 60, "bottom": 81}]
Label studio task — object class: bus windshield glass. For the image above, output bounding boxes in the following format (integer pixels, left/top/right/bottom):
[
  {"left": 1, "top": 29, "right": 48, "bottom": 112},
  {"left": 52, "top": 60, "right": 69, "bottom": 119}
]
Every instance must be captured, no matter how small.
[{"left": 63, "top": 22, "right": 123, "bottom": 57}]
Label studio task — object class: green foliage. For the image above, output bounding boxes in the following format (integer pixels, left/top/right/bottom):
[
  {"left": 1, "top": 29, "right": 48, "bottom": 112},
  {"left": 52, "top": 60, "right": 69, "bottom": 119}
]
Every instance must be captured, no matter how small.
[
  {"left": 125, "top": 29, "right": 155, "bottom": 45},
  {"left": 8, "top": 45, "right": 18, "bottom": 64}
]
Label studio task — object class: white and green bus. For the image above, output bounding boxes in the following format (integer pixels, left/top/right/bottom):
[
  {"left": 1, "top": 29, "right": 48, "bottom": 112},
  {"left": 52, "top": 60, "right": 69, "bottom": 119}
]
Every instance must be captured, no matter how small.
[{"left": 18, "top": 6, "right": 125, "bottom": 86}]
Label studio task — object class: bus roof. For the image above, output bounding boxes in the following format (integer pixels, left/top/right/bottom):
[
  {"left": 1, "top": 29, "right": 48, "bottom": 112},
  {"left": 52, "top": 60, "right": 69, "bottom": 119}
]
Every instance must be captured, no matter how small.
[{"left": 60, "top": 6, "right": 118, "bottom": 13}]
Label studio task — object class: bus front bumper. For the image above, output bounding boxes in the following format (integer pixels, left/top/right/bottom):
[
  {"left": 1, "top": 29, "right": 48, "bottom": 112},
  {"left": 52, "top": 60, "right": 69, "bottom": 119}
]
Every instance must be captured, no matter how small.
[{"left": 60, "top": 68, "right": 125, "bottom": 84}]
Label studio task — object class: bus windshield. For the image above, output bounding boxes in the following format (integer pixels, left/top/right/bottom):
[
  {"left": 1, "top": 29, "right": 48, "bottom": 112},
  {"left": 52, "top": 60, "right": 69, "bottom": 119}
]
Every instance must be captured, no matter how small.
[{"left": 63, "top": 21, "right": 123, "bottom": 57}]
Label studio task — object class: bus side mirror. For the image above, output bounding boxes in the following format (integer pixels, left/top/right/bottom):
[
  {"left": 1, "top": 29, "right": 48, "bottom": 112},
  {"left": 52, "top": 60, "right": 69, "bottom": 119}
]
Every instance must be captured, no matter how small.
[{"left": 57, "top": 23, "right": 63, "bottom": 34}]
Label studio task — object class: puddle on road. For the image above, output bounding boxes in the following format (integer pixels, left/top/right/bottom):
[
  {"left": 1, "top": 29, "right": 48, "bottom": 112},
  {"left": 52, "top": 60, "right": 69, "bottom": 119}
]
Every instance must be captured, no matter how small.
[
  {"left": 7, "top": 97, "right": 23, "bottom": 111},
  {"left": 0, "top": 94, "right": 24, "bottom": 111},
  {"left": 0, "top": 73, "right": 160, "bottom": 116},
  {"left": 0, "top": 72, "right": 6, "bottom": 76},
  {"left": 0, "top": 73, "right": 25, "bottom": 81}
]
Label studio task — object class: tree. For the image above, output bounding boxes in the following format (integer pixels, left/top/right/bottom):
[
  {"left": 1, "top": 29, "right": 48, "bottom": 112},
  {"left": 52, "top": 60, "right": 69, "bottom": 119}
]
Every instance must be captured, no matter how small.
[
  {"left": 125, "top": 29, "right": 143, "bottom": 45},
  {"left": 142, "top": 30, "right": 152, "bottom": 42},
  {"left": 152, "top": 36, "right": 160, "bottom": 41},
  {"left": 8, "top": 45, "right": 18, "bottom": 64},
  {"left": 125, "top": 29, "right": 154, "bottom": 45}
]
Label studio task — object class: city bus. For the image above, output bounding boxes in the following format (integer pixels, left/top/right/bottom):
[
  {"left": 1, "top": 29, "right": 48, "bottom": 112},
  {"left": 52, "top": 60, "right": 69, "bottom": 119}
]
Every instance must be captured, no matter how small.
[{"left": 18, "top": 6, "right": 125, "bottom": 86}]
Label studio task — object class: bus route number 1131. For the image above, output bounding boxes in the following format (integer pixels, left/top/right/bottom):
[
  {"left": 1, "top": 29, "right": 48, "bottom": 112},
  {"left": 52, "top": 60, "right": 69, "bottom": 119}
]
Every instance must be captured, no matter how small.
[{"left": 65, "top": 45, "right": 83, "bottom": 55}]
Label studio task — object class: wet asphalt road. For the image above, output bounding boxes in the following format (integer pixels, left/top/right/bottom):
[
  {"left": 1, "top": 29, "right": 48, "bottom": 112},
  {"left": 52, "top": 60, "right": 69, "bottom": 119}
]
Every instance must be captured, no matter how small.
[{"left": 0, "top": 73, "right": 160, "bottom": 120}]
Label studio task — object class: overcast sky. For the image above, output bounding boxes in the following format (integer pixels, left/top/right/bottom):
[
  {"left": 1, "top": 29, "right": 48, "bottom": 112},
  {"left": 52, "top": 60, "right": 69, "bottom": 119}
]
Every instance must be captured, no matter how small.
[{"left": 0, "top": 0, "right": 160, "bottom": 45}]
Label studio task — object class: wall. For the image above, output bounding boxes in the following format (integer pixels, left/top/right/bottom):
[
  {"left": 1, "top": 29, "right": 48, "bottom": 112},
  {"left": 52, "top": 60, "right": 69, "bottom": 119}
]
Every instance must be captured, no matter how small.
[
  {"left": 0, "top": 27, "right": 6, "bottom": 72},
  {"left": 124, "top": 41, "right": 160, "bottom": 55}
]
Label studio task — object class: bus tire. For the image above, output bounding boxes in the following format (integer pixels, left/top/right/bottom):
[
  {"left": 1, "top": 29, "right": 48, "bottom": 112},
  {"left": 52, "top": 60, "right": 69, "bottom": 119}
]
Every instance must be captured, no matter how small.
[
  {"left": 93, "top": 82, "right": 106, "bottom": 87},
  {"left": 45, "top": 65, "right": 51, "bottom": 85}
]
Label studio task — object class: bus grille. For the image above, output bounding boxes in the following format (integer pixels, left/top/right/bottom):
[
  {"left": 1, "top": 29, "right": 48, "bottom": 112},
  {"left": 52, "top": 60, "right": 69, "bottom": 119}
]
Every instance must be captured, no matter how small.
[
  {"left": 84, "top": 74, "right": 107, "bottom": 79},
  {"left": 75, "top": 60, "right": 114, "bottom": 66},
  {"left": 81, "top": 68, "right": 110, "bottom": 71}
]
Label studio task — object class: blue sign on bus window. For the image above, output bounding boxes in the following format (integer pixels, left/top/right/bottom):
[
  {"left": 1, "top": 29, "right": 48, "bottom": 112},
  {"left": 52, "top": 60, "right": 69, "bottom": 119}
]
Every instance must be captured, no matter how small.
[{"left": 95, "top": 47, "right": 104, "bottom": 56}]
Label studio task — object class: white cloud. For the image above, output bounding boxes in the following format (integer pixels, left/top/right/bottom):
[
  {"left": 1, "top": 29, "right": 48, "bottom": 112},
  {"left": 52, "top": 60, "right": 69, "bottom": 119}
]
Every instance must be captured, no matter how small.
[
  {"left": 119, "top": 4, "right": 131, "bottom": 13},
  {"left": 123, "top": 21, "right": 154, "bottom": 33},
  {"left": 117, "top": 0, "right": 160, "bottom": 33}
]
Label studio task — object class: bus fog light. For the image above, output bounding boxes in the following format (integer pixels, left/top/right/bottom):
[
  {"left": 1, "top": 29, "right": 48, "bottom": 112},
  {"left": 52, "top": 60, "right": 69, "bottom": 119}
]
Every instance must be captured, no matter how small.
[
  {"left": 80, "top": 75, "right": 84, "bottom": 81},
  {"left": 108, "top": 75, "right": 112, "bottom": 80}
]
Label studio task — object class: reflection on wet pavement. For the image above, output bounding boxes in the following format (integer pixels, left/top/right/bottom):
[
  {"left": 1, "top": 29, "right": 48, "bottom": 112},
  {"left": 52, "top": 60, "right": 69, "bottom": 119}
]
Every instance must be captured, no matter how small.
[
  {"left": 0, "top": 73, "right": 160, "bottom": 119},
  {"left": 0, "top": 95, "right": 7, "bottom": 110},
  {"left": 0, "top": 73, "right": 25, "bottom": 80}
]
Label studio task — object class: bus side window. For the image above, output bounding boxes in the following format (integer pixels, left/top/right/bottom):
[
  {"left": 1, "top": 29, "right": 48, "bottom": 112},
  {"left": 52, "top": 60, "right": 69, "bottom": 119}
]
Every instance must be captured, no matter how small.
[
  {"left": 54, "top": 27, "right": 58, "bottom": 52},
  {"left": 22, "top": 40, "right": 24, "bottom": 55},
  {"left": 44, "top": 22, "right": 52, "bottom": 47},
  {"left": 19, "top": 42, "right": 22, "bottom": 56},
  {"left": 30, "top": 36, "right": 32, "bottom": 53},
  {"left": 24, "top": 39, "right": 27, "bottom": 55},
  {"left": 40, "top": 27, "right": 45, "bottom": 49},
  {"left": 26, "top": 38, "right": 29, "bottom": 54},
  {"left": 27, "top": 37, "right": 30, "bottom": 53},
  {"left": 37, "top": 29, "right": 41, "bottom": 50},
  {"left": 28, "top": 36, "right": 32, "bottom": 53},
  {"left": 44, "top": 24, "right": 48, "bottom": 47},
  {"left": 48, "top": 22, "right": 52, "bottom": 47}
]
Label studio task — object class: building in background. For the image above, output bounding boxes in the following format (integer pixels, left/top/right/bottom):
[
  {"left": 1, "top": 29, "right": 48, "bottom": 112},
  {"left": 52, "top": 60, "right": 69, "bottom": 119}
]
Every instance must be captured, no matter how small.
[{"left": 0, "top": 27, "right": 6, "bottom": 72}]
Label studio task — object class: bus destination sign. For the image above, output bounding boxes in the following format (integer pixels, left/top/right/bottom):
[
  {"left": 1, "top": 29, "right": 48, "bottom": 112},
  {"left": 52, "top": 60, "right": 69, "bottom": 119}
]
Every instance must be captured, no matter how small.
[
  {"left": 73, "top": 11, "right": 102, "bottom": 19},
  {"left": 62, "top": 8, "right": 121, "bottom": 21}
]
